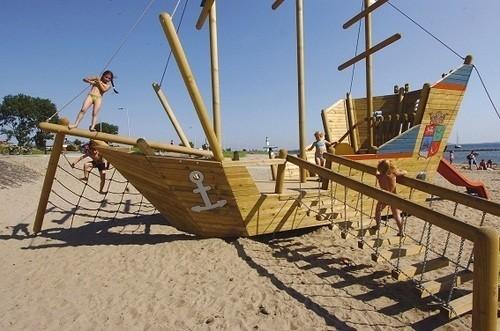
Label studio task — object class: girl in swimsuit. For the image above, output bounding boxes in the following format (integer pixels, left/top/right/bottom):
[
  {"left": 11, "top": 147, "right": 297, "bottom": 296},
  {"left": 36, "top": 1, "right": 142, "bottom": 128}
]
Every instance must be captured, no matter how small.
[
  {"left": 69, "top": 70, "right": 118, "bottom": 131},
  {"left": 307, "top": 131, "right": 336, "bottom": 167}
]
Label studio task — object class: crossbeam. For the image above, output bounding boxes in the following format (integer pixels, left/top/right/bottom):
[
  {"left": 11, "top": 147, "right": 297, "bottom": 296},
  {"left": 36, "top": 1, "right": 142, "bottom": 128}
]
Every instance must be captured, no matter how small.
[
  {"left": 338, "top": 33, "right": 401, "bottom": 71},
  {"left": 38, "top": 121, "right": 213, "bottom": 158},
  {"left": 343, "top": 0, "right": 389, "bottom": 29},
  {"left": 196, "top": 0, "right": 215, "bottom": 30}
]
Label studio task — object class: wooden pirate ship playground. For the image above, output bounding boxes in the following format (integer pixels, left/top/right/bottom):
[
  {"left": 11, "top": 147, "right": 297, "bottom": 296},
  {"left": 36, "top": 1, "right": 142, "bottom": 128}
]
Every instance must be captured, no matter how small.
[{"left": 33, "top": 1, "right": 500, "bottom": 329}]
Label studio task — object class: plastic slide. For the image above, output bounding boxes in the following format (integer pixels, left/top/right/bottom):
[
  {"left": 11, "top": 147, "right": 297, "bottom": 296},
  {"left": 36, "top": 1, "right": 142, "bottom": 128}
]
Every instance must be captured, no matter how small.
[{"left": 437, "top": 159, "right": 490, "bottom": 199}]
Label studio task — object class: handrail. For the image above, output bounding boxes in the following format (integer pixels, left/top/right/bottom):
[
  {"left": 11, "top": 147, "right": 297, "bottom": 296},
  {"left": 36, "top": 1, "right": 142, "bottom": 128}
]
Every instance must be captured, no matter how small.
[
  {"left": 38, "top": 121, "right": 213, "bottom": 158},
  {"left": 222, "top": 158, "right": 286, "bottom": 168},
  {"left": 323, "top": 152, "right": 500, "bottom": 217},
  {"left": 287, "top": 153, "right": 498, "bottom": 330}
]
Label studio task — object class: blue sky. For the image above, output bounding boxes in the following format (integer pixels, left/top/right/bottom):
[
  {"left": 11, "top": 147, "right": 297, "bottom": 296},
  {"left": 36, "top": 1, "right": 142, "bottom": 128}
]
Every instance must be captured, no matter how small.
[{"left": 1, "top": 0, "right": 499, "bottom": 149}]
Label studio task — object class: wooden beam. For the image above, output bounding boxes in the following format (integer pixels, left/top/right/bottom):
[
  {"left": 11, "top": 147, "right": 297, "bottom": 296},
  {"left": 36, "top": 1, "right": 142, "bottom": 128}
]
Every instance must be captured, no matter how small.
[
  {"left": 39, "top": 121, "right": 213, "bottom": 158},
  {"left": 272, "top": 0, "right": 286, "bottom": 10},
  {"left": 343, "top": 0, "right": 389, "bottom": 29},
  {"left": 135, "top": 138, "right": 155, "bottom": 156},
  {"left": 209, "top": 2, "right": 222, "bottom": 148},
  {"left": 338, "top": 33, "right": 401, "bottom": 71},
  {"left": 152, "top": 82, "right": 191, "bottom": 147},
  {"left": 160, "top": 12, "right": 224, "bottom": 161},
  {"left": 196, "top": 0, "right": 215, "bottom": 30},
  {"left": 34, "top": 131, "right": 65, "bottom": 233}
]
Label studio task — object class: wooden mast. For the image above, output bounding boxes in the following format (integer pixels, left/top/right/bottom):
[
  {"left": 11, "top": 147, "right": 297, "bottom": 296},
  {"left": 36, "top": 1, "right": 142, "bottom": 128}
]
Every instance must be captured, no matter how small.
[
  {"left": 363, "top": 0, "right": 375, "bottom": 152},
  {"left": 159, "top": 12, "right": 224, "bottom": 161},
  {"left": 208, "top": 2, "right": 222, "bottom": 149},
  {"left": 152, "top": 82, "right": 191, "bottom": 147},
  {"left": 272, "top": 0, "right": 307, "bottom": 182},
  {"left": 339, "top": 0, "right": 399, "bottom": 153},
  {"left": 296, "top": 0, "right": 307, "bottom": 182}
]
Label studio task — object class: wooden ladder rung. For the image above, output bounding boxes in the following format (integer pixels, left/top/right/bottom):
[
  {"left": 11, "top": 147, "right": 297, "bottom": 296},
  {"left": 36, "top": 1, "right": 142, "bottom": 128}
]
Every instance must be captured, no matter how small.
[
  {"left": 418, "top": 270, "right": 473, "bottom": 298},
  {"left": 359, "top": 235, "right": 405, "bottom": 249},
  {"left": 371, "top": 244, "right": 423, "bottom": 262},
  {"left": 392, "top": 257, "right": 449, "bottom": 281},
  {"left": 440, "top": 292, "right": 473, "bottom": 319}
]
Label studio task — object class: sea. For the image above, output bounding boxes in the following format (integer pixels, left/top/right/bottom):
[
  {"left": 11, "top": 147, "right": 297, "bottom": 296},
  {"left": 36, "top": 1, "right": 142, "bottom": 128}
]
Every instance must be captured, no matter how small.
[{"left": 445, "top": 142, "right": 500, "bottom": 164}]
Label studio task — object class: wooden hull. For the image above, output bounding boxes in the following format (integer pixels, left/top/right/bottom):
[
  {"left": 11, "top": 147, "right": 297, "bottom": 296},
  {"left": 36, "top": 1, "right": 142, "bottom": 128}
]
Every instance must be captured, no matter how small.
[{"left": 96, "top": 147, "right": 331, "bottom": 237}]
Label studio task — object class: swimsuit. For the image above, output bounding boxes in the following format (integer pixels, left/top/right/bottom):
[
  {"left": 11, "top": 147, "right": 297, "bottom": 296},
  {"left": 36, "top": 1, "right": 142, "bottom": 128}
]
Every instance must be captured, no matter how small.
[
  {"left": 92, "top": 160, "right": 106, "bottom": 171},
  {"left": 89, "top": 94, "right": 101, "bottom": 102},
  {"left": 313, "top": 140, "right": 327, "bottom": 158}
]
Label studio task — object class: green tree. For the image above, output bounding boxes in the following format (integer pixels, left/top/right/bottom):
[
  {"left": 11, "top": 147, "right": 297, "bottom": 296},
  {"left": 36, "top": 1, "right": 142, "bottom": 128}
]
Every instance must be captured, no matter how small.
[
  {"left": 95, "top": 122, "right": 119, "bottom": 135},
  {"left": 0, "top": 94, "right": 58, "bottom": 147}
]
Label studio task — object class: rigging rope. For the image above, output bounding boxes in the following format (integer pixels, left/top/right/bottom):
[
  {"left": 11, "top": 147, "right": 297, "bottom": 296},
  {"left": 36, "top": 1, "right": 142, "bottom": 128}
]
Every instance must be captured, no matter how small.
[
  {"left": 47, "top": 0, "right": 157, "bottom": 121},
  {"left": 348, "top": 0, "right": 363, "bottom": 94},
  {"left": 159, "top": 0, "right": 190, "bottom": 86},
  {"left": 387, "top": 1, "right": 500, "bottom": 122}
]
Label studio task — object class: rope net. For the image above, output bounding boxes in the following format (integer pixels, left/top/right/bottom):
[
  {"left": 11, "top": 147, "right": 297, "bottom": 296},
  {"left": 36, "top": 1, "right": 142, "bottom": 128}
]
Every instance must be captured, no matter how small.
[{"left": 44, "top": 152, "right": 156, "bottom": 231}]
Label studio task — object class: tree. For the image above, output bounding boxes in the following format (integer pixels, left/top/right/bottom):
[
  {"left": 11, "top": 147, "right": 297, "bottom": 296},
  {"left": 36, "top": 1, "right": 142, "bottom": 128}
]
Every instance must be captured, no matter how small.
[
  {"left": 95, "top": 122, "right": 119, "bottom": 135},
  {"left": 0, "top": 94, "right": 58, "bottom": 148}
]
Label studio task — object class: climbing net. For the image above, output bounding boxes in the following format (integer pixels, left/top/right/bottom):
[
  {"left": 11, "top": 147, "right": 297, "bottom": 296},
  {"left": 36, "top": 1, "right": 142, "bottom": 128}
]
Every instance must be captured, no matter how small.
[
  {"left": 291, "top": 157, "right": 500, "bottom": 323},
  {"left": 43, "top": 152, "right": 157, "bottom": 230}
]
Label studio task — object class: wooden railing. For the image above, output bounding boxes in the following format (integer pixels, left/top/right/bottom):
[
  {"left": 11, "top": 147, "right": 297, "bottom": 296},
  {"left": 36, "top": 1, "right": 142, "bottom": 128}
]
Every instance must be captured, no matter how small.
[{"left": 283, "top": 152, "right": 498, "bottom": 331}]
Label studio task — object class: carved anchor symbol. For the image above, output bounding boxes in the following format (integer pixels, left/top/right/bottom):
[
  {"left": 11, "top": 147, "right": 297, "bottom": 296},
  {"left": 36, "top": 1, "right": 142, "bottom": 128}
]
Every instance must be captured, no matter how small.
[{"left": 189, "top": 171, "right": 227, "bottom": 212}]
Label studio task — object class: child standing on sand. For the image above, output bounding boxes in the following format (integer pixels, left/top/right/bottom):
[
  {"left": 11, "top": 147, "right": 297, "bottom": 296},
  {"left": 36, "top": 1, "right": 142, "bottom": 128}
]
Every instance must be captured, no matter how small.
[
  {"left": 307, "top": 131, "right": 336, "bottom": 167},
  {"left": 374, "top": 159, "right": 407, "bottom": 236},
  {"left": 69, "top": 70, "right": 118, "bottom": 131}
]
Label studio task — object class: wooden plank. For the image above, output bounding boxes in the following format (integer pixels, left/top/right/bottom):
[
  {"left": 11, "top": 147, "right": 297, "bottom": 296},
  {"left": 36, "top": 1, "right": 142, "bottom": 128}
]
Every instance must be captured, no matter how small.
[
  {"left": 371, "top": 244, "right": 423, "bottom": 262},
  {"left": 418, "top": 270, "right": 474, "bottom": 298},
  {"left": 392, "top": 257, "right": 449, "bottom": 281},
  {"left": 440, "top": 293, "right": 473, "bottom": 319}
]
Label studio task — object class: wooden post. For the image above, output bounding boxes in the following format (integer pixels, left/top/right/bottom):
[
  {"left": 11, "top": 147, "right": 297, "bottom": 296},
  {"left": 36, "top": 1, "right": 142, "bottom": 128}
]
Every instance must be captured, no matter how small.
[
  {"left": 346, "top": 93, "right": 359, "bottom": 152},
  {"left": 413, "top": 83, "right": 430, "bottom": 125},
  {"left": 136, "top": 138, "right": 155, "bottom": 156},
  {"left": 33, "top": 129, "right": 66, "bottom": 233},
  {"left": 296, "top": 0, "right": 307, "bottom": 183},
  {"left": 159, "top": 12, "right": 223, "bottom": 161},
  {"left": 152, "top": 82, "right": 191, "bottom": 147},
  {"left": 209, "top": 2, "right": 222, "bottom": 149},
  {"left": 472, "top": 227, "right": 498, "bottom": 331},
  {"left": 321, "top": 145, "right": 335, "bottom": 190},
  {"left": 364, "top": 0, "right": 375, "bottom": 152},
  {"left": 274, "top": 149, "right": 288, "bottom": 194}
]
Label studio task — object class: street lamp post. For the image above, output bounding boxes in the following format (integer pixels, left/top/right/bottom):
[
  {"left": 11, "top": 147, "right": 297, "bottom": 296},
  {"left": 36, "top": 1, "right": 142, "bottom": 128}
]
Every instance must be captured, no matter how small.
[{"left": 118, "top": 107, "right": 131, "bottom": 136}]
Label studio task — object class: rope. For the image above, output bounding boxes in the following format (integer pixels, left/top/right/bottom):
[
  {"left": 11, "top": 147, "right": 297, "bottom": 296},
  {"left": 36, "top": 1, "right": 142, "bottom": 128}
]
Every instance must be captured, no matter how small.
[
  {"left": 101, "top": 0, "right": 157, "bottom": 71},
  {"left": 47, "top": 0, "right": 157, "bottom": 121},
  {"left": 472, "top": 65, "right": 500, "bottom": 120},
  {"left": 348, "top": 0, "right": 363, "bottom": 94},
  {"left": 387, "top": 1, "right": 464, "bottom": 60},
  {"left": 159, "top": 0, "right": 190, "bottom": 86}
]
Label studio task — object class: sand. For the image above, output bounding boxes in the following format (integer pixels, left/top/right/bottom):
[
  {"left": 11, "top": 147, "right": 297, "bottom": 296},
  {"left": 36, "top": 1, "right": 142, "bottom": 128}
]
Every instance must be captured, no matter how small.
[{"left": 1, "top": 154, "right": 499, "bottom": 330}]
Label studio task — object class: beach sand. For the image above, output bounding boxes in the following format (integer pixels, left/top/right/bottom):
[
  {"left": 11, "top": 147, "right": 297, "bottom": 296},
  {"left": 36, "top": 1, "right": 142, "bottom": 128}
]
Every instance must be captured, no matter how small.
[{"left": 1, "top": 154, "right": 498, "bottom": 330}]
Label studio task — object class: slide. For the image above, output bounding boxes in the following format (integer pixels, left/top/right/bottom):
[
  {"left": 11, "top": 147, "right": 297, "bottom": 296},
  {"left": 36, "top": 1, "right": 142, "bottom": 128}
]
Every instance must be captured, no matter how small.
[{"left": 437, "top": 159, "right": 490, "bottom": 199}]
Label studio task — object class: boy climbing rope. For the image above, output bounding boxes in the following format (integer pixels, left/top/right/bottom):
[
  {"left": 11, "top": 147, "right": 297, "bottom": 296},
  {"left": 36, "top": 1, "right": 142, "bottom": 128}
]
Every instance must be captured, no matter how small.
[{"left": 68, "top": 70, "right": 118, "bottom": 131}]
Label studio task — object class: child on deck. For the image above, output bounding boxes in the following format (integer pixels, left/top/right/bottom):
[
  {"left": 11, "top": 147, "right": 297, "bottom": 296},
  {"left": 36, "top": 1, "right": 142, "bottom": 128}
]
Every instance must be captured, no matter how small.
[
  {"left": 71, "top": 141, "right": 109, "bottom": 194},
  {"left": 374, "top": 159, "right": 407, "bottom": 236},
  {"left": 307, "top": 131, "right": 336, "bottom": 167},
  {"left": 69, "top": 70, "right": 118, "bottom": 131}
]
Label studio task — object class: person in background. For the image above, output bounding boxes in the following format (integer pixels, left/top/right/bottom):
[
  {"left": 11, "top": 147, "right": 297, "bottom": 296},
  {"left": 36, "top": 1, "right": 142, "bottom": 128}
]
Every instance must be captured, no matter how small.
[
  {"left": 448, "top": 150, "right": 454, "bottom": 164},
  {"left": 307, "top": 131, "right": 337, "bottom": 167}
]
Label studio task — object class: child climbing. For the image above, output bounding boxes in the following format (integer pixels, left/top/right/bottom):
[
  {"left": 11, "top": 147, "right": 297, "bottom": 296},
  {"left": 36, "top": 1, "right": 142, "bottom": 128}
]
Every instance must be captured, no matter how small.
[
  {"left": 374, "top": 159, "right": 407, "bottom": 236},
  {"left": 71, "top": 141, "right": 109, "bottom": 194},
  {"left": 68, "top": 70, "right": 118, "bottom": 131},
  {"left": 307, "top": 131, "right": 336, "bottom": 167}
]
